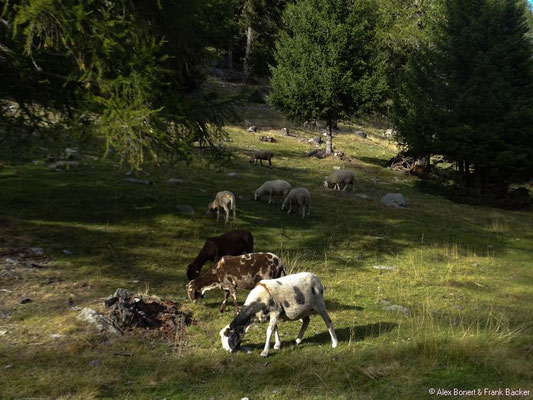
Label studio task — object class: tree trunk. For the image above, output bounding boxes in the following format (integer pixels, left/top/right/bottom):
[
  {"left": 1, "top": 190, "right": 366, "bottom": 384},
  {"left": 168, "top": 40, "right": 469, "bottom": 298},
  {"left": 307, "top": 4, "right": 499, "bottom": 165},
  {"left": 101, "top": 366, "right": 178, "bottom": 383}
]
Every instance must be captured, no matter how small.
[
  {"left": 465, "top": 160, "right": 472, "bottom": 187},
  {"left": 227, "top": 39, "right": 233, "bottom": 69},
  {"left": 325, "top": 120, "right": 333, "bottom": 155},
  {"left": 243, "top": 26, "right": 253, "bottom": 80}
]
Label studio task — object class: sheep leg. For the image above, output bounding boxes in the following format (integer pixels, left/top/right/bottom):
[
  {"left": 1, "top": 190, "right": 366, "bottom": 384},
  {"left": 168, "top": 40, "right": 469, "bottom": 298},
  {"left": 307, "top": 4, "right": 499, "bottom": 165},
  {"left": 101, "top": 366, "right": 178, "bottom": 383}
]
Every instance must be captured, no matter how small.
[
  {"left": 273, "top": 326, "right": 281, "bottom": 350},
  {"left": 295, "top": 316, "right": 310, "bottom": 345},
  {"left": 259, "top": 159, "right": 263, "bottom": 167},
  {"left": 317, "top": 301, "right": 338, "bottom": 348},
  {"left": 222, "top": 204, "right": 230, "bottom": 223},
  {"left": 230, "top": 288, "right": 239, "bottom": 314},
  {"left": 287, "top": 204, "right": 292, "bottom": 214},
  {"left": 261, "top": 314, "right": 279, "bottom": 357},
  {"left": 216, "top": 207, "right": 220, "bottom": 221},
  {"left": 219, "top": 290, "right": 230, "bottom": 313},
  {"left": 268, "top": 193, "right": 273, "bottom": 204},
  {"left": 342, "top": 182, "right": 348, "bottom": 191},
  {"left": 268, "top": 158, "right": 272, "bottom": 169}
]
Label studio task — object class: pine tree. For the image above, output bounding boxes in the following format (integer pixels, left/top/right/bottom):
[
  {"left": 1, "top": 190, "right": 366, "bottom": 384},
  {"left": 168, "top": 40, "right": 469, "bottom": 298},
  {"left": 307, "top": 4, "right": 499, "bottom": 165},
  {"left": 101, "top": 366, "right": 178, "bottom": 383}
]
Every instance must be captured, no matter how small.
[
  {"left": 393, "top": 0, "right": 533, "bottom": 193},
  {"left": 268, "top": 0, "right": 387, "bottom": 155}
]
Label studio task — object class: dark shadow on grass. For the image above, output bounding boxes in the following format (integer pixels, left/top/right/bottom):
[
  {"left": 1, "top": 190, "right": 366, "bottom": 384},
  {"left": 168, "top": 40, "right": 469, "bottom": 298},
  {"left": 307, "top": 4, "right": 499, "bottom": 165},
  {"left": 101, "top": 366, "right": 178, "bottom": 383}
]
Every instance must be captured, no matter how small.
[
  {"left": 358, "top": 156, "right": 389, "bottom": 168},
  {"left": 239, "top": 322, "right": 398, "bottom": 356},
  {"left": 304, "top": 322, "right": 398, "bottom": 345}
]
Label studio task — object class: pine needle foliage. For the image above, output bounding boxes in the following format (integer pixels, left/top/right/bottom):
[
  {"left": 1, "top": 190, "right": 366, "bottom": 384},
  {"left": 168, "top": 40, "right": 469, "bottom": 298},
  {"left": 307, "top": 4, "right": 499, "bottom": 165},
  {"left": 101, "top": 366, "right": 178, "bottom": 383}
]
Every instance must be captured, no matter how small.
[
  {"left": 393, "top": 0, "right": 533, "bottom": 193},
  {"left": 0, "top": 0, "right": 236, "bottom": 167}
]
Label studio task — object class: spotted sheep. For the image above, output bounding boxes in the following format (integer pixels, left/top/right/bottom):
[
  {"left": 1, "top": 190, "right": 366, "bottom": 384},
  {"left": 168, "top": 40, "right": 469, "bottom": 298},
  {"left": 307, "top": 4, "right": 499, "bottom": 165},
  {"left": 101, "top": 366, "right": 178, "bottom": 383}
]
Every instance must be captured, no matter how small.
[
  {"left": 186, "top": 230, "right": 254, "bottom": 281},
  {"left": 186, "top": 252, "right": 285, "bottom": 313},
  {"left": 219, "top": 272, "right": 338, "bottom": 357}
]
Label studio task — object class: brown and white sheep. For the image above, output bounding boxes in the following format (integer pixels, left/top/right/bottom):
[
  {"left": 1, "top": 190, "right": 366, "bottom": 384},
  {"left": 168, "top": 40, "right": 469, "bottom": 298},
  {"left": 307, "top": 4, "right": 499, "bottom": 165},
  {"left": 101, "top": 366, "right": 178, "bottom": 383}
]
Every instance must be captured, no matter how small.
[
  {"left": 186, "top": 230, "right": 254, "bottom": 281},
  {"left": 186, "top": 252, "right": 285, "bottom": 312}
]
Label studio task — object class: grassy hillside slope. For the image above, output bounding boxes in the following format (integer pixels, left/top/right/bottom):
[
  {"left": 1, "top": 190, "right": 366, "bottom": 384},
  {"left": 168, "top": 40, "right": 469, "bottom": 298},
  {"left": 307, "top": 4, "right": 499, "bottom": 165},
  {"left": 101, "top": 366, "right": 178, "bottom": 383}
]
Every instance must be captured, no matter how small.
[{"left": 0, "top": 117, "right": 532, "bottom": 399}]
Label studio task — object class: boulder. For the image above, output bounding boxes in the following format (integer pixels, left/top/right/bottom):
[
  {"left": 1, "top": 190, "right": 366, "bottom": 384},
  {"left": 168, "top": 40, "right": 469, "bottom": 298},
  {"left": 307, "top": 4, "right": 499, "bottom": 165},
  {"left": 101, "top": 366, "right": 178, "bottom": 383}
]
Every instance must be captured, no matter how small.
[
  {"left": 77, "top": 307, "right": 121, "bottom": 335},
  {"left": 381, "top": 193, "right": 408, "bottom": 208},
  {"left": 260, "top": 136, "right": 277, "bottom": 143},
  {"left": 354, "top": 130, "right": 367, "bottom": 139},
  {"left": 308, "top": 136, "right": 323, "bottom": 146}
]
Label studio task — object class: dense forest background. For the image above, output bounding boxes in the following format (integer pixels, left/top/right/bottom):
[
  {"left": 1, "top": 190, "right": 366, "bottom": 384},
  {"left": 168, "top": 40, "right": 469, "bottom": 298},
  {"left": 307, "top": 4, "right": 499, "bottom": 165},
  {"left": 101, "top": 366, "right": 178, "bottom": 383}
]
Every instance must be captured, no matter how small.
[{"left": 1, "top": 0, "right": 533, "bottom": 199}]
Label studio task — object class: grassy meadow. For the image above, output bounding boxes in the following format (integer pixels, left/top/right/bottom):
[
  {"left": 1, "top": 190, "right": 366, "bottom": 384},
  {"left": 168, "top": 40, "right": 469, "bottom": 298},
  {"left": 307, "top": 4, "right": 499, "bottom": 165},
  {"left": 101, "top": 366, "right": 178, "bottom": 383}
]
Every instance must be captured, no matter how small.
[{"left": 0, "top": 107, "right": 532, "bottom": 399}]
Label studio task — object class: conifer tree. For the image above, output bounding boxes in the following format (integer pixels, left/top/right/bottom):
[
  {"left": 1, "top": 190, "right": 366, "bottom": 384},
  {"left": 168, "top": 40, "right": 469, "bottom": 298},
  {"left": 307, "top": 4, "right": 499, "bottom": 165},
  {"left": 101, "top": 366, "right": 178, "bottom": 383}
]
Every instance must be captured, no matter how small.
[
  {"left": 393, "top": 0, "right": 533, "bottom": 193},
  {"left": 268, "top": 0, "right": 387, "bottom": 155}
]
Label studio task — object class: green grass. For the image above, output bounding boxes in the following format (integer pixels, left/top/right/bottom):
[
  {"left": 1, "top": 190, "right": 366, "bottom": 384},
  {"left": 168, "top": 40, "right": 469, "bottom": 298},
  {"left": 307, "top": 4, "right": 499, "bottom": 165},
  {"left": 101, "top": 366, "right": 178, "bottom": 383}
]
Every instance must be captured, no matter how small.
[{"left": 0, "top": 119, "right": 532, "bottom": 399}]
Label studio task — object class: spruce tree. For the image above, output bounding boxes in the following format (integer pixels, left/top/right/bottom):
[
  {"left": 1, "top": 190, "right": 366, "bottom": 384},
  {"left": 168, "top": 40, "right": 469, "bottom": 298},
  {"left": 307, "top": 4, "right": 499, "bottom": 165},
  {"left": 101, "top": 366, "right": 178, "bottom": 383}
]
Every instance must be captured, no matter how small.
[
  {"left": 268, "top": 0, "right": 387, "bottom": 155},
  {"left": 393, "top": 0, "right": 533, "bottom": 193}
]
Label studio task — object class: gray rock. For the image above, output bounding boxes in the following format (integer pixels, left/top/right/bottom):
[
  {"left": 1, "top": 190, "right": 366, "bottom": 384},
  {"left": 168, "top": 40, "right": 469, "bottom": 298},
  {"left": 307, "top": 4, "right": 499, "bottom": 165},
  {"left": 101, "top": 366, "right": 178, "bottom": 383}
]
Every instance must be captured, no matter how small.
[
  {"left": 382, "top": 304, "right": 411, "bottom": 317},
  {"left": 260, "top": 136, "right": 277, "bottom": 143},
  {"left": 380, "top": 193, "right": 408, "bottom": 208},
  {"left": 124, "top": 178, "right": 153, "bottom": 186},
  {"left": 227, "top": 172, "right": 240, "bottom": 178},
  {"left": 65, "top": 148, "right": 80, "bottom": 160},
  {"left": 0, "top": 330, "right": 7, "bottom": 336},
  {"left": 354, "top": 130, "right": 367, "bottom": 138},
  {"left": 373, "top": 265, "right": 396, "bottom": 271},
  {"left": 4, "top": 258, "right": 19, "bottom": 265},
  {"left": 29, "top": 247, "right": 45, "bottom": 256},
  {"left": 176, "top": 204, "right": 195, "bottom": 215},
  {"left": 18, "top": 297, "right": 32, "bottom": 304},
  {"left": 166, "top": 178, "right": 185, "bottom": 184},
  {"left": 308, "top": 136, "right": 323, "bottom": 146},
  {"left": 356, "top": 193, "right": 370, "bottom": 200},
  {"left": 77, "top": 307, "right": 121, "bottom": 335},
  {"left": 248, "top": 126, "right": 258, "bottom": 133},
  {"left": 88, "top": 359, "right": 101, "bottom": 367},
  {"left": 62, "top": 249, "right": 73, "bottom": 255}
]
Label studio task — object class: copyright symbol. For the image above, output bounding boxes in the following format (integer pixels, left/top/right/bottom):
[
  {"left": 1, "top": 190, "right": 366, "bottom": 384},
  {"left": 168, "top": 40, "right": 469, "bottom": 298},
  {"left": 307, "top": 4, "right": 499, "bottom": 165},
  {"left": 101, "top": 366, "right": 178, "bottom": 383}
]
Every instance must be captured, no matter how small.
[{"left": 429, "top": 388, "right": 435, "bottom": 395}]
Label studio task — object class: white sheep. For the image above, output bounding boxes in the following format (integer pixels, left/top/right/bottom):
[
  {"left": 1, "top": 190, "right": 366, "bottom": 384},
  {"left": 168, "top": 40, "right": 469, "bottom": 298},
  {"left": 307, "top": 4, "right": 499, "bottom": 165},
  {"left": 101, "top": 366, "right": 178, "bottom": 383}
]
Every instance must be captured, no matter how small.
[
  {"left": 254, "top": 180, "right": 291, "bottom": 204},
  {"left": 207, "top": 191, "right": 236, "bottom": 223},
  {"left": 323, "top": 169, "right": 355, "bottom": 192},
  {"left": 281, "top": 188, "right": 310, "bottom": 218},
  {"left": 219, "top": 272, "right": 338, "bottom": 357}
]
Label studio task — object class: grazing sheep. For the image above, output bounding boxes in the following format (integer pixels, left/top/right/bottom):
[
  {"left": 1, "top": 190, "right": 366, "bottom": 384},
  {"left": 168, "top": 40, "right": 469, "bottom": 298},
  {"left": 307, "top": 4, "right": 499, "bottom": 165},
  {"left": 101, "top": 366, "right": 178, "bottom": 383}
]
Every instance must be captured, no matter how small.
[
  {"left": 249, "top": 150, "right": 274, "bottom": 168},
  {"left": 186, "top": 230, "right": 254, "bottom": 281},
  {"left": 324, "top": 169, "right": 355, "bottom": 192},
  {"left": 207, "top": 191, "right": 236, "bottom": 223},
  {"left": 281, "top": 188, "right": 311, "bottom": 218},
  {"left": 254, "top": 180, "right": 291, "bottom": 204},
  {"left": 219, "top": 272, "right": 338, "bottom": 357},
  {"left": 186, "top": 253, "right": 285, "bottom": 312}
]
